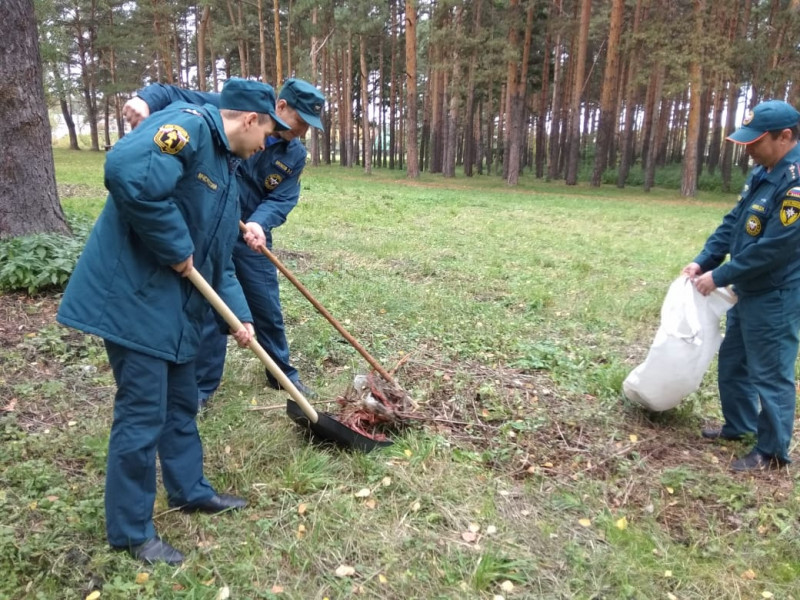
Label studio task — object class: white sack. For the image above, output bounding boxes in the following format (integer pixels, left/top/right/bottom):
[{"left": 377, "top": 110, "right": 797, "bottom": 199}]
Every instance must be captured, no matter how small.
[{"left": 623, "top": 276, "right": 736, "bottom": 411}]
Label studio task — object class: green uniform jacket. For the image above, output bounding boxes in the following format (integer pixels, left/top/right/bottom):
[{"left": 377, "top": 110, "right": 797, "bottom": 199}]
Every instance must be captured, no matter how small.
[{"left": 57, "top": 102, "right": 252, "bottom": 363}]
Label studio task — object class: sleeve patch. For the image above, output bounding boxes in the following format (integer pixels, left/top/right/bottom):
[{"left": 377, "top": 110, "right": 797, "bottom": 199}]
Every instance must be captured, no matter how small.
[
  {"left": 274, "top": 160, "right": 293, "bottom": 175},
  {"left": 264, "top": 173, "right": 283, "bottom": 190},
  {"left": 154, "top": 124, "right": 190, "bottom": 155},
  {"left": 780, "top": 198, "right": 800, "bottom": 226},
  {"left": 785, "top": 186, "right": 800, "bottom": 199},
  {"left": 746, "top": 214, "right": 762, "bottom": 236}
]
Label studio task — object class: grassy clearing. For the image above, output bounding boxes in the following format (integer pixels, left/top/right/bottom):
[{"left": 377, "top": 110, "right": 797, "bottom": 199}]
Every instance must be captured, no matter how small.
[{"left": 1, "top": 149, "right": 799, "bottom": 599}]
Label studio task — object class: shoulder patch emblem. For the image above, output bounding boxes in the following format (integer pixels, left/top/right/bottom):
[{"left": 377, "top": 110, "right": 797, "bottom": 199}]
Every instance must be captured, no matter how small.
[
  {"left": 780, "top": 199, "right": 800, "bottom": 226},
  {"left": 264, "top": 173, "right": 283, "bottom": 190},
  {"left": 785, "top": 186, "right": 800, "bottom": 199},
  {"left": 745, "top": 214, "right": 762, "bottom": 236},
  {"left": 154, "top": 124, "right": 190, "bottom": 155},
  {"left": 275, "top": 160, "right": 293, "bottom": 175}
]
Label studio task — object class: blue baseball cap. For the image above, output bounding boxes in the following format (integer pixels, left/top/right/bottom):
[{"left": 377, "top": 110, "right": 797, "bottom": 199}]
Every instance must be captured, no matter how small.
[
  {"left": 727, "top": 100, "right": 800, "bottom": 145},
  {"left": 279, "top": 78, "right": 326, "bottom": 131},
  {"left": 220, "top": 78, "right": 290, "bottom": 130}
]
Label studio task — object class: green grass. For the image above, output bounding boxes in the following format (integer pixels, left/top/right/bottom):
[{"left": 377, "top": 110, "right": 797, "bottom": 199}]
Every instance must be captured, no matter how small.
[{"left": 1, "top": 148, "right": 799, "bottom": 599}]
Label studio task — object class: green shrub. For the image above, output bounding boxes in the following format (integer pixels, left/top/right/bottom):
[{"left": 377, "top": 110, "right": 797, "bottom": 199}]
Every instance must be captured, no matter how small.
[{"left": 0, "top": 214, "right": 91, "bottom": 295}]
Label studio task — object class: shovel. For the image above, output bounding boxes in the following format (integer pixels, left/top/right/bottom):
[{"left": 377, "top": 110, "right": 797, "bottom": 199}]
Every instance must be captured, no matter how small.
[{"left": 186, "top": 267, "right": 391, "bottom": 452}]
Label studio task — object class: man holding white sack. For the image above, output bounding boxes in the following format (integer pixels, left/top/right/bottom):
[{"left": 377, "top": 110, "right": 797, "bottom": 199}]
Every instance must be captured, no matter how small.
[{"left": 683, "top": 99, "right": 800, "bottom": 472}]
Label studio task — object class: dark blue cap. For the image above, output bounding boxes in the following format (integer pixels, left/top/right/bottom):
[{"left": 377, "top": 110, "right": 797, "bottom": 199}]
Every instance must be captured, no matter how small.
[
  {"left": 727, "top": 100, "right": 800, "bottom": 145},
  {"left": 279, "top": 78, "right": 326, "bottom": 131},
  {"left": 219, "top": 78, "right": 290, "bottom": 130}
]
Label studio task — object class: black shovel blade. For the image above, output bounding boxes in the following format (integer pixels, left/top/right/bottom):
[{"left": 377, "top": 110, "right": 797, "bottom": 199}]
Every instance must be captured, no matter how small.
[{"left": 286, "top": 399, "right": 393, "bottom": 453}]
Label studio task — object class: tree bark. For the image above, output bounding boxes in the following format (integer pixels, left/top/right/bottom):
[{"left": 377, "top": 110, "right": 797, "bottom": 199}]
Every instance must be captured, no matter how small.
[
  {"left": 1, "top": 0, "right": 69, "bottom": 238},
  {"left": 360, "top": 35, "right": 372, "bottom": 175},
  {"left": 591, "top": 0, "right": 624, "bottom": 186},
  {"left": 405, "top": 0, "right": 420, "bottom": 178},
  {"left": 273, "top": 0, "right": 282, "bottom": 83},
  {"left": 680, "top": 0, "right": 705, "bottom": 198},
  {"left": 565, "top": 0, "right": 591, "bottom": 185}
]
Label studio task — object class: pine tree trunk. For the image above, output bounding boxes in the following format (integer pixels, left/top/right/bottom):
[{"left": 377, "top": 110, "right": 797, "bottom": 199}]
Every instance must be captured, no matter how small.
[
  {"left": 389, "top": 0, "right": 398, "bottom": 169},
  {"left": 591, "top": 0, "right": 624, "bottom": 186},
  {"left": 565, "top": 0, "right": 591, "bottom": 185},
  {"left": 405, "top": 0, "right": 420, "bottom": 178},
  {"left": 360, "top": 35, "right": 372, "bottom": 175},
  {"left": 681, "top": 0, "right": 705, "bottom": 198},
  {"left": 273, "top": 0, "right": 282, "bottom": 83},
  {"left": 643, "top": 64, "right": 664, "bottom": 192},
  {"left": 1, "top": 0, "right": 69, "bottom": 238}
]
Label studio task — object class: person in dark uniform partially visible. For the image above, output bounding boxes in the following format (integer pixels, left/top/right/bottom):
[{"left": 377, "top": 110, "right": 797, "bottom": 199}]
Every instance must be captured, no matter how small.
[
  {"left": 57, "top": 78, "right": 289, "bottom": 565},
  {"left": 682, "top": 99, "right": 800, "bottom": 472},
  {"left": 123, "top": 79, "right": 326, "bottom": 406}
]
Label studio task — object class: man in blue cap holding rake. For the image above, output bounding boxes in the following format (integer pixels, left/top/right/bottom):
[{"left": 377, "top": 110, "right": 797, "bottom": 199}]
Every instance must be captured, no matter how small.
[{"left": 683, "top": 99, "right": 800, "bottom": 471}]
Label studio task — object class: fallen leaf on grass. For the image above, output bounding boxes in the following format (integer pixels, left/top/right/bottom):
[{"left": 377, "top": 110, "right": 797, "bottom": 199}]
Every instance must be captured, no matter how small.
[
  {"left": 354, "top": 488, "right": 371, "bottom": 498},
  {"left": 629, "top": 434, "right": 638, "bottom": 443},
  {"left": 578, "top": 518, "right": 591, "bottom": 527},
  {"left": 461, "top": 531, "right": 478, "bottom": 543},
  {"left": 298, "top": 503, "right": 307, "bottom": 515},
  {"left": 1, "top": 398, "right": 17, "bottom": 412},
  {"left": 615, "top": 517, "right": 628, "bottom": 530},
  {"left": 381, "top": 477, "right": 391, "bottom": 486},
  {"left": 486, "top": 525, "right": 497, "bottom": 535},
  {"left": 297, "top": 524, "right": 306, "bottom": 539},
  {"left": 135, "top": 572, "right": 149, "bottom": 585},
  {"left": 404, "top": 449, "right": 413, "bottom": 457},
  {"left": 411, "top": 501, "right": 421, "bottom": 512},
  {"left": 664, "top": 570, "right": 673, "bottom": 578},
  {"left": 666, "top": 487, "right": 674, "bottom": 494},
  {"left": 761, "top": 592, "right": 774, "bottom": 599},
  {"left": 378, "top": 574, "right": 388, "bottom": 584},
  {"left": 500, "top": 580, "right": 514, "bottom": 592},
  {"left": 335, "top": 565, "right": 356, "bottom": 577},
  {"left": 271, "top": 585, "right": 284, "bottom": 593},
  {"left": 741, "top": 569, "right": 756, "bottom": 580},
  {"left": 468, "top": 523, "right": 480, "bottom": 533},
  {"left": 85, "top": 592, "right": 101, "bottom": 600},
  {"left": 364, "top": 498, "right": 377, "bottom": 509}
]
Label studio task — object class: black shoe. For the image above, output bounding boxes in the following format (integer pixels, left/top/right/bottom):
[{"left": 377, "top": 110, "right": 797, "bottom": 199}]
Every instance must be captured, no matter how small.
[
  {"left": 267, "top": 378, "right": 317, "bottom": 399},
  {"left": 175, "top": 493, "right": 247, "bottom": 514},
  {"left": 701, "top": 427, "right": 745, "bottom": 441},
  {"left": 120, "top": 536, "right": 185, "bottom": 565},
  {"left": 730, "top": 449, "right": 786, "bottom": 472}
]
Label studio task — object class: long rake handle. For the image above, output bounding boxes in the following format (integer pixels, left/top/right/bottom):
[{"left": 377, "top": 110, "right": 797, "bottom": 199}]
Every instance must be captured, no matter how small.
[
  {"left": 186, "top": 267, "right": 319, "bottom": 424},
  {"left": 239, "top": 221, "right": 398, "bottom": 387}
]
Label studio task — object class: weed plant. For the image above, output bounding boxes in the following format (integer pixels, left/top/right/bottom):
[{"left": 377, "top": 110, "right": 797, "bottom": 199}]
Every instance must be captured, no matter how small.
[{"left": 1, "top": 150, "right": 798, "bottom": 599}]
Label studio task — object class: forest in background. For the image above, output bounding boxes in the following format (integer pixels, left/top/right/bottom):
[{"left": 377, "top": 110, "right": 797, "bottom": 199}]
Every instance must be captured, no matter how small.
[{"left": 34, "top": 0, "right": 800, "bottom": 194}]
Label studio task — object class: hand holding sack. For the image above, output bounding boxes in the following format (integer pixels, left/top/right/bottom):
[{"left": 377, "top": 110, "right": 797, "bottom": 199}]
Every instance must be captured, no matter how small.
[{"left": 623, "top": 276, "right": 736, "bottom": 411}]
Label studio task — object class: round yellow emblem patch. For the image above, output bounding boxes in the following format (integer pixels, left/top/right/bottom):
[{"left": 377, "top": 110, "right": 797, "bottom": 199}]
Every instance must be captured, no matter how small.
[
  {"left": 264, "top": 173, "right": 283, "bottom": 190},
  {"left": 745, "top": 214, "right": 762, "bottom": 236},
  {"left": 154, "top": 124, "right": 190, "bottom": 155}
]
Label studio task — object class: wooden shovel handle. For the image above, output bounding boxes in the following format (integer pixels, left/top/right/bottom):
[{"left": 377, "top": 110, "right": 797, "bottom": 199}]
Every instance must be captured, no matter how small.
[
  {"left": 186, "top": 267, "right": 319, "bottom": 423},
  {"left": 239, "top": 221, "right": 398, "bottom": 387}
]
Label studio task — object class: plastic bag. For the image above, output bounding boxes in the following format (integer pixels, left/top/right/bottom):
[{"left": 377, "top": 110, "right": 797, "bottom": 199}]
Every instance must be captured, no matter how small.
[{"left": 623, "top": 276, "right": 736, "bottom": 411}]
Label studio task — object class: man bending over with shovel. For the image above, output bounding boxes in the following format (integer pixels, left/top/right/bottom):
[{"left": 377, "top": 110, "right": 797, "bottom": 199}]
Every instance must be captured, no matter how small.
[
  {"left": 123, "top": 79, "right": 326, "bottom": 407},
  {"left": 58, "top": 79, "right": 289, "bottom": 565}
]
